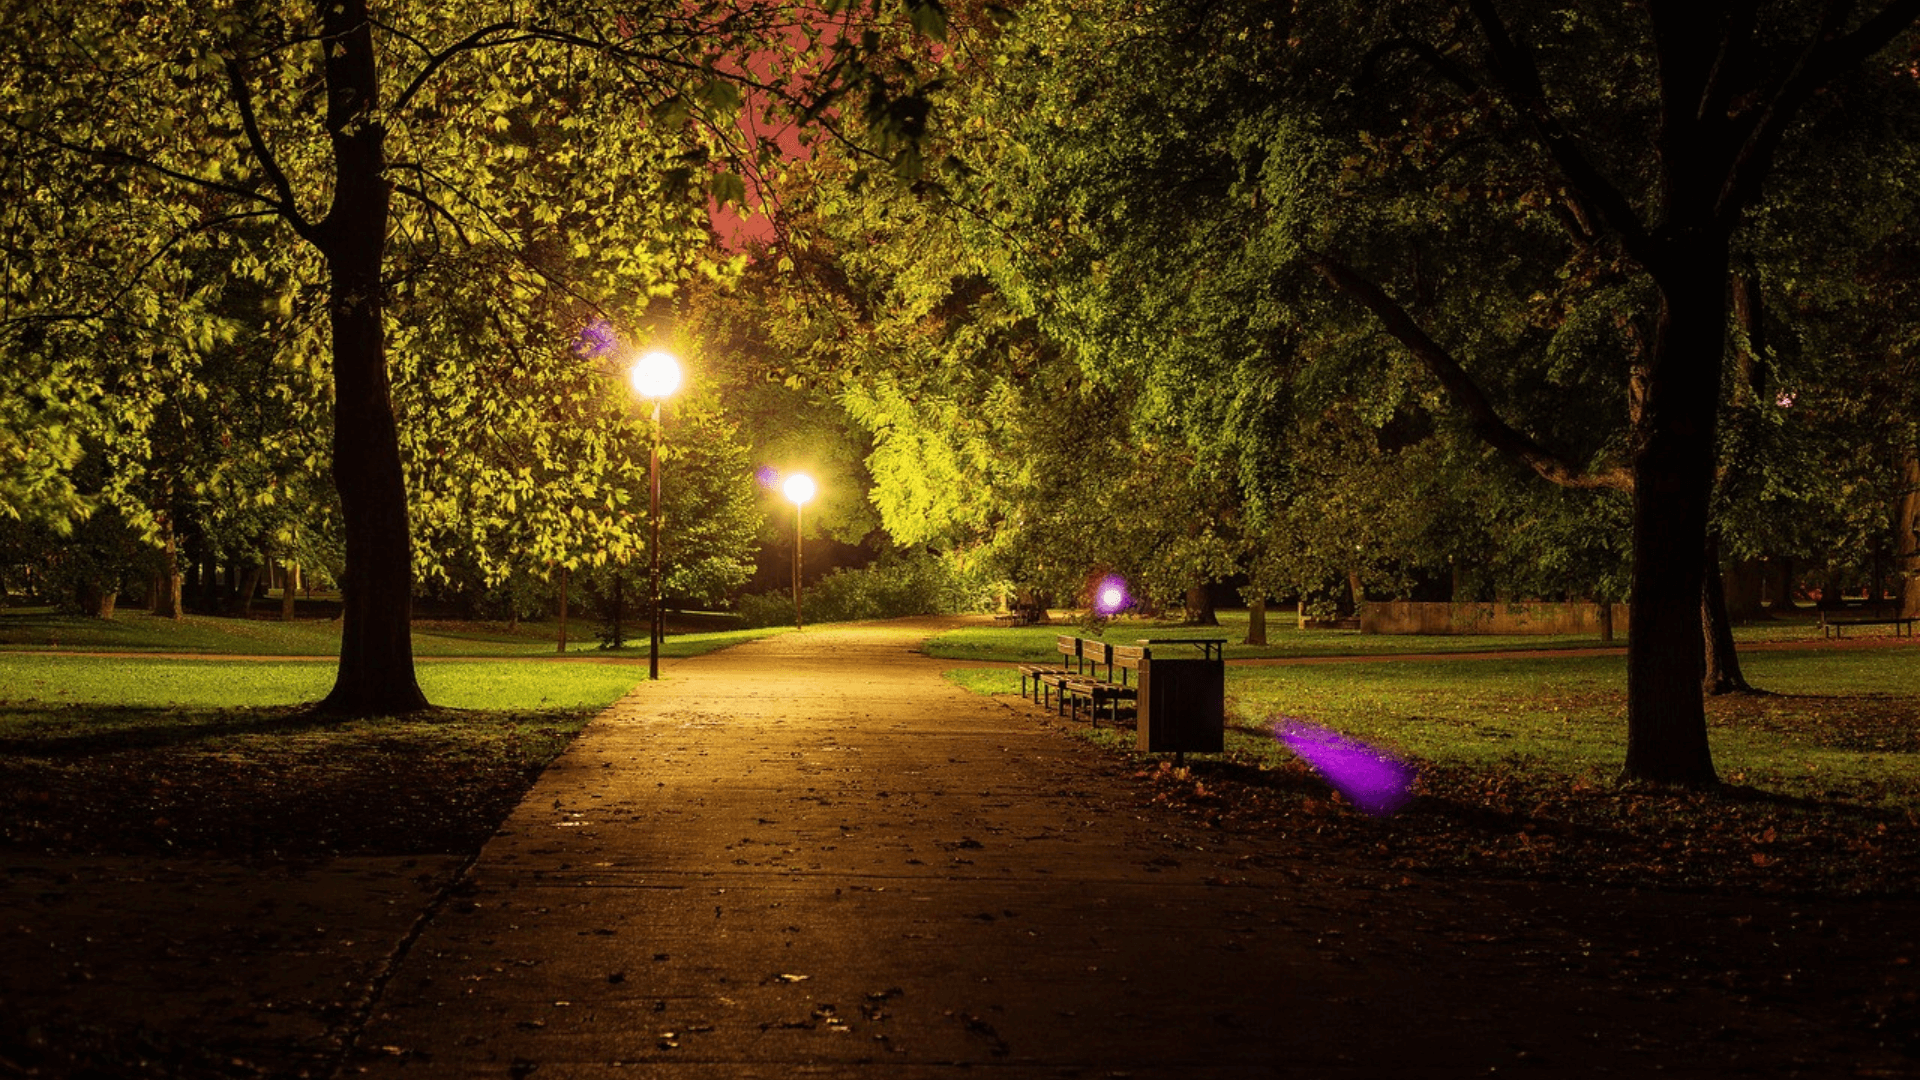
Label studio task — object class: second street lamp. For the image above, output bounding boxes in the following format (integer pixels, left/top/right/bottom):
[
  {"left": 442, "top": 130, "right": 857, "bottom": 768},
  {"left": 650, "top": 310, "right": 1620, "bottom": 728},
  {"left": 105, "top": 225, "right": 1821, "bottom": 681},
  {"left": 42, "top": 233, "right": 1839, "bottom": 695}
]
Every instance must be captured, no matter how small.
[
  {"left": 782, "top": 472, "right": 816, "bottom": 630},
  {"left": 630, "top": 349, "right": 682, "bottom": 680}
]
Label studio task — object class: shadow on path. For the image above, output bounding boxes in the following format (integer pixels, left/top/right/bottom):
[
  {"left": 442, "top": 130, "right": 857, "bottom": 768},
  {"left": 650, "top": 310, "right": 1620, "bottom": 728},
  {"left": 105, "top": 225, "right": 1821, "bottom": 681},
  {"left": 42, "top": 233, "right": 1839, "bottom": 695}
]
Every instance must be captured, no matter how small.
[{"left": 342, "top": 618, "right": 1903, "bottom": 1078}]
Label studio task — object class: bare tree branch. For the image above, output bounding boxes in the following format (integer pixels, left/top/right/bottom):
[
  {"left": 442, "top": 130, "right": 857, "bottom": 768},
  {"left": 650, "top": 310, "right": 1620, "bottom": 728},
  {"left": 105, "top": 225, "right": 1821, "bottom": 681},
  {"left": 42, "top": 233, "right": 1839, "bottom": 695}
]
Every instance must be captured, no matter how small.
[{"left": 1306, "top": 251, "right": 1634, "bottom": 492}]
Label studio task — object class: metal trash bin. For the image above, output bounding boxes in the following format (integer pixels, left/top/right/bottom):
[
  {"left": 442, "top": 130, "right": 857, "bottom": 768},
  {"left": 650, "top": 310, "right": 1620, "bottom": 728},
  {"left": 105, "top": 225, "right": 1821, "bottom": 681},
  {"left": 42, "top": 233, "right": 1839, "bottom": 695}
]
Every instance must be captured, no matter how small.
[{"left": 1135, "top": 655, "right": 1224, "bottom": 753}]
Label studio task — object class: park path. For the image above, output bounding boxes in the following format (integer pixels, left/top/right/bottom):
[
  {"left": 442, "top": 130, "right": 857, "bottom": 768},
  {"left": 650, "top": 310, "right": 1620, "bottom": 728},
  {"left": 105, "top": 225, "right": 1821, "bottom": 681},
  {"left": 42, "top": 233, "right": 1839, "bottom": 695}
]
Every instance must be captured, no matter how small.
[{"left": 344, "top": 617, "right": 1857, "bottom": 1078}]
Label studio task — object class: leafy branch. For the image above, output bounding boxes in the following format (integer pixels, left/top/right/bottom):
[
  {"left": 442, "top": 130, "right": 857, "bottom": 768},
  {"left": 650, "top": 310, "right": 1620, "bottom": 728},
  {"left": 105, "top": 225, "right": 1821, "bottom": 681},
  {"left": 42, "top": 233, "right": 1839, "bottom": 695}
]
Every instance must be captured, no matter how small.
[{"left": 1306, "top": 250, "right": 1634, "bottom": 492}]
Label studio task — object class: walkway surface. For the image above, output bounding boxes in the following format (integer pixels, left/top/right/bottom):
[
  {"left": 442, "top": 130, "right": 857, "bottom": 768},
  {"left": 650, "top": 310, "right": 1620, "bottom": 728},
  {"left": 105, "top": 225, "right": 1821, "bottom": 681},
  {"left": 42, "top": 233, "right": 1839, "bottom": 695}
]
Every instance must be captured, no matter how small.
[{"left": 346, "top": 618, "right": 1865, "bottom": 1078}]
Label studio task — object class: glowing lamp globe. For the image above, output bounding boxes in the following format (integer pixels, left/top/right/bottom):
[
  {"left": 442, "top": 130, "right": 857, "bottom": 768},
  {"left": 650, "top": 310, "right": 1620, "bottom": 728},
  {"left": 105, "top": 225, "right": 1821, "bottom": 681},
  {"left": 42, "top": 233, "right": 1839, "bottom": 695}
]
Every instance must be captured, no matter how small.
[
  {"left": 1092, "top": 573, "right": 1130, "bottom": 615},
  {"left": 629, "top": 350, "right": 682, "bottom": 400},
  {"left": 783, "top": 473, "right": 817, "bottom": 506}
]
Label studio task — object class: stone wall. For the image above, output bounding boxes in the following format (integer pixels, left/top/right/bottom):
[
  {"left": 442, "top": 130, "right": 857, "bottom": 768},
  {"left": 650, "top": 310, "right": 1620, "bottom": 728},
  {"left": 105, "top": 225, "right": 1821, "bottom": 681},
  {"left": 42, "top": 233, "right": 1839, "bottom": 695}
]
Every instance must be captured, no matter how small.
[{"left": 1359, "top": 600, "right": 1630, "bottom": 636}]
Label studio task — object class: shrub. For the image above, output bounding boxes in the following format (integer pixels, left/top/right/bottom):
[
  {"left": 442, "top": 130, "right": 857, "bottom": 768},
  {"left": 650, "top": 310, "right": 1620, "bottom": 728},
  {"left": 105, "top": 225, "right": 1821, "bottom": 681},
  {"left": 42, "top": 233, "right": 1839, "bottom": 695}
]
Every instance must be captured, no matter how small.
[
  {"left": 732, "top": 550, "right": 997, "bottom": 628},
  {"left": 733, "top": 590, "right": 796, "bottom": 629}
]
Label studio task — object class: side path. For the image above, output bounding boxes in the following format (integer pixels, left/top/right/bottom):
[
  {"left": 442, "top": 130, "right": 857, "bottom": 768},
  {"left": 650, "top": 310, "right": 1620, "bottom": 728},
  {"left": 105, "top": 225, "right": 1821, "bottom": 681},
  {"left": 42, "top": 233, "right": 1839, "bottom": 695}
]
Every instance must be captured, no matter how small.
[{"left": 352, "top": 618, "right": 1856, "bottom": 1078}]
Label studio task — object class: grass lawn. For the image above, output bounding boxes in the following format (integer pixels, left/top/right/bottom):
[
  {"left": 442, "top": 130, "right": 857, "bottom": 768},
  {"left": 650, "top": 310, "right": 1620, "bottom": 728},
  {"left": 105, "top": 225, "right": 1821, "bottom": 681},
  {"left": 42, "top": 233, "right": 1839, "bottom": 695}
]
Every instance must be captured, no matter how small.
[
  {"left": 0, "top": 606, "right": 788, "bottom": 657},
  {"left": 946, "top": 643, "right": 1920, "bottom": 896},
  {"left": 925, "top": 607, "right": 1841, "bottom": 663},
  {"left": 0, "top": 654, "right": 662, "bottom": 858}
]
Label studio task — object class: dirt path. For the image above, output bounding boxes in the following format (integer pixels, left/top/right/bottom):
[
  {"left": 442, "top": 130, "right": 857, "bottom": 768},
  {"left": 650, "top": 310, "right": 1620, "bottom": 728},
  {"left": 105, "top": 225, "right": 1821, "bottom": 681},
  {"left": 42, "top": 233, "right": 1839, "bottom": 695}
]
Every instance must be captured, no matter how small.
[{"left": 339, "top": 618, "right": 1915, "bottom": 1077}]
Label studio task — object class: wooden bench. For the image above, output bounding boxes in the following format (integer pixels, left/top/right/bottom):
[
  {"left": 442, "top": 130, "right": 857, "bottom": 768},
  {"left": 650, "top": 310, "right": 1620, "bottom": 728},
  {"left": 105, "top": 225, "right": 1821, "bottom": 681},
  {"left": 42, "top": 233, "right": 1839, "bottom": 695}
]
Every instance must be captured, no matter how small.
[
  {"left": 1018, "top": 635, "right": 1080, "bottom": 708},
  {"left": 1820, "top": 614, "right": 1916, "bottom": 639},
  {"left": 1062, "top": 641, "right": 1143, "bottom": 725}
]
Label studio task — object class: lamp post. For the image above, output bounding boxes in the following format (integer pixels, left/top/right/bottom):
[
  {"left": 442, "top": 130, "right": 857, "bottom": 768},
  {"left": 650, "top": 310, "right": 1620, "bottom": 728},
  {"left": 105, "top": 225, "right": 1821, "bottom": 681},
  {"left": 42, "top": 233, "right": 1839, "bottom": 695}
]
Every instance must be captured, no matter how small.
[
  {"left": 629, "top": 349, "right": 682, "bottom": 679},
  {"left": 782, "top": 472, "right": 816, "bottom": 629}
]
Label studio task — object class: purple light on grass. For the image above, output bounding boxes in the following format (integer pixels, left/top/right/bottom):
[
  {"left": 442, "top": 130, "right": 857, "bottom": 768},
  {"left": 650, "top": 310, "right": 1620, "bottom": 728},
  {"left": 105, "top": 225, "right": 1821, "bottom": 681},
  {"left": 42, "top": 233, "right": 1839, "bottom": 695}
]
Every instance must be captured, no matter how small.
[
  {"left": 574, "top": 318, "right": 617, "bottom": 359},
  {"left": 1093, "top": 574, "right": 1130, "bottom": 615},
  {"left": 1274, "top": 717, "right": 1416, "bottom": 817}
]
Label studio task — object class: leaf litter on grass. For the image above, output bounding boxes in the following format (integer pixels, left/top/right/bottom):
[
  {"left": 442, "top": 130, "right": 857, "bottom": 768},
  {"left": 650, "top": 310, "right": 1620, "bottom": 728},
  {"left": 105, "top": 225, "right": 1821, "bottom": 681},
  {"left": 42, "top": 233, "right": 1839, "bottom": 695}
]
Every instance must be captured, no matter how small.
[
  {"left": 1122, "top": 664, "right": 1920, "bottom": 898},
  {"left": 0, "top": 703, "right": 596, "bottom": 858}
]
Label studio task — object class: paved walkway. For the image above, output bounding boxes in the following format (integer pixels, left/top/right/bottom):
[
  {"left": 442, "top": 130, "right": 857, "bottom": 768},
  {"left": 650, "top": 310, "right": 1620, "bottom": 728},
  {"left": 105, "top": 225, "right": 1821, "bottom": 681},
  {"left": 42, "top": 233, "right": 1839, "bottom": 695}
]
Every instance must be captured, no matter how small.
[{"left": 350, "top": 619, "right": 1863, "bottom": 1077}]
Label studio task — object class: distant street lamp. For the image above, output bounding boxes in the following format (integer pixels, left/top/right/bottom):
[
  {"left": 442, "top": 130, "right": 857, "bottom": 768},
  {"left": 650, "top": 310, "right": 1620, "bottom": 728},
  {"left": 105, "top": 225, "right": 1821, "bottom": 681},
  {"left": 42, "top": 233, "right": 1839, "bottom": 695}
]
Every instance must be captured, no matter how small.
[
  {"left": 630, "top": 349, "right": 682, "bottom": 680},
  {"left": 782, "top": 472, "right": 816, "bottom": 629}
]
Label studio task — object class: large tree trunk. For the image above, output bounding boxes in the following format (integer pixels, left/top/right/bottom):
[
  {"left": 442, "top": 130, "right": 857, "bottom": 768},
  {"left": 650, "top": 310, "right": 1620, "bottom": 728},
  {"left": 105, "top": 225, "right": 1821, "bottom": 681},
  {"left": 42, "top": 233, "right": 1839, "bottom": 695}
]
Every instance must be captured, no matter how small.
[
  {"left": 556, "top": 565, "right": 570, "bottom": 653},
  {"left": 150, "top": 509, "right": 182, "bottom": 619},
  {"left": 1898, "top": 443, "right": 1919, "bottom": 619},
  {"left": 1243, "top": 596, "right": 1267, "bottom": 645},
  {"left": 1184, "top": 583, "right": 1218, "bottom": 626},
  {"left": 1702, "top": 534, "right": 1752, "bottom": 696},
  {"left": 281, "top": 561, "right": 300, "bottom": 621},
  {"left": 1621, "top": 245, "right": 1723, "bottom": 787},
  {"left": 316, "top": 0, "right": 426, "bottom": 715}
]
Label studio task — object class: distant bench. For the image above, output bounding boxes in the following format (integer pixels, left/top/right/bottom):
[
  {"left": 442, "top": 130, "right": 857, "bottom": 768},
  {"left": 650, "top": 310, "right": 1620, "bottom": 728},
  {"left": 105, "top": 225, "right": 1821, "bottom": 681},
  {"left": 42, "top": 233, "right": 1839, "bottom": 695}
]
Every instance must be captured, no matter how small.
[
  {"left": 1061, "top": 641, "right": 1144, "bottom": 725},
  {"left": 1017, "top": 636, "right": 1227, "bottom": 732},
  {"left": 1017, "top": 635, "right": 1138, "bottom": 722},
  {"left": 1018, "top": 635, "right": 1081, "bottom": 710},
  {"left": 1820, "top": 614, "right": 1916, "bottom": 640}
]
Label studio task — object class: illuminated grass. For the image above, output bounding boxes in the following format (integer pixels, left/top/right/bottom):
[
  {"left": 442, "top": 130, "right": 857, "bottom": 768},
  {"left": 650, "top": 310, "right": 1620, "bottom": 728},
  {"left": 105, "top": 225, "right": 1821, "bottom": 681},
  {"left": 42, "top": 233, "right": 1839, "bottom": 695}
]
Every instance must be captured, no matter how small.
[
  {"left": 924, "top": 608, "right": 1846, "bottom": 663},
  {"left": 946, "top": 645, "right": 1920, "bottom": 893},
  {"left": 0, "top": 655, "right": 648, "bottom": 711},
  {"left": 944, "top": 646, "right": 1920, "bottom": 806},
  {"left": 0, "top": 607, "right": 786, "bottom": 657},
  {"left": 0, "top": 653, "right": 658, "bottom": 858}
]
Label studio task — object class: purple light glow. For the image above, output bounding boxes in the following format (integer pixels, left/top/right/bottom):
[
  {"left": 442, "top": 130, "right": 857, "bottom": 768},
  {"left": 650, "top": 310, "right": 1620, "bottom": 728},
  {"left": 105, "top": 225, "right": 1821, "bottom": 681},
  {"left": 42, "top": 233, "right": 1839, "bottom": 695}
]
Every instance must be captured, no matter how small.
[
  {"left": 1093, "top": 574, "right": 1131, "bottom": 615},
  {"left": 754, "top": 465, "right": 779, "bottom": 490},
  {"left": 575, "top": 318, "right": 617, "bottom": 359},
  {"left": 1273, "top": 717, "right": 1417, "bottom": 817}
]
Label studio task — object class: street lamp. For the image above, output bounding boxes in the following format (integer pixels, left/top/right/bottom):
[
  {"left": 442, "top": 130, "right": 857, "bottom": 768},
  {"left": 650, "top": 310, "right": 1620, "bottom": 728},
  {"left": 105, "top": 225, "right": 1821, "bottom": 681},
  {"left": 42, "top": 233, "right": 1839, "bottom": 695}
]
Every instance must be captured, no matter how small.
[
  {"left": 782, "top": 472, "right": 816, "bottom": 629},
  {"left": 630, "top": 349, "right": 682, "bottom": 680}
]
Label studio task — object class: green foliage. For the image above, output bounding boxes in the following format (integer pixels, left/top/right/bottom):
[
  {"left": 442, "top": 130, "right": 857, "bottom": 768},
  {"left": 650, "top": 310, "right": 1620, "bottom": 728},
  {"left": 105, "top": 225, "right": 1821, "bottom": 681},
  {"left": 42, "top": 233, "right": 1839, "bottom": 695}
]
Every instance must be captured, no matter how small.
[
  {"left": 731, "top": 590, "right": 800, "bottom": 630},
  {"left": 0, "top": 0, "right": 954, "bottom": 693},
  {"left": 732, "top": 548, "right": 996, "bottom": 628}
]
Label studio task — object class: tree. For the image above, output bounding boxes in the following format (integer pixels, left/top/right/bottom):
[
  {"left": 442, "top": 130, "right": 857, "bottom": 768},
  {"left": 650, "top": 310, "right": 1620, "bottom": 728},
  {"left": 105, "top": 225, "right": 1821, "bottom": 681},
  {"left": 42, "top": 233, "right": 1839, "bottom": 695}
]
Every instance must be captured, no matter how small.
[
  {"left": 3, "top": 0, "right": 945, "bottom": 712},
  {"left": 893, "top": 0, "right": 1920, "bottom": 784},
  {"left": 1382, "top": 2, "right": 1920, "bottom": 780}
]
